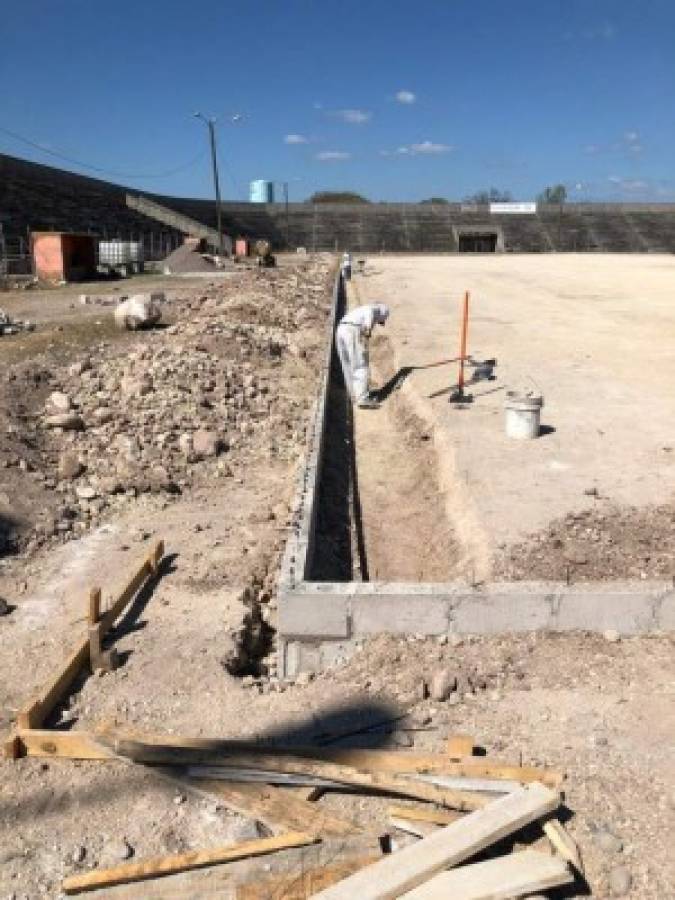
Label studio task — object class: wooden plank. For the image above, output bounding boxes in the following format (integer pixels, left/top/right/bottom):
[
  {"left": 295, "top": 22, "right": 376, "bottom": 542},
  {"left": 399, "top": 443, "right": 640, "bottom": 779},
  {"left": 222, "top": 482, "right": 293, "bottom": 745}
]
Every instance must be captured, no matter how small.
[
  {"left": 88, "top": 588, "right": 101, "bottom": 625},
  {"left": 17, "top": 640, "right": 91, "bottom": 729},
  {"left": 62, "top": 831, "right": 316, "bottom": 895},
  {"left": 235, "top": 855, "right": 379, "bottom": 899},
  {"left": 445, "top": 735, "right": 475, "bottom": 758},
  {"left": 92, "top": 540, "right": 163, "bottom": 642},
  {"left": 16, "top": 543, "right": 163, "bottom": 730},
  {"left": 543, "top": 817, "right": 584, "bottom": 873},
  {"left": 180, "top": 778, "right": 358, "bottom": 837},
  {"left": 14, "top": 729, "right": 561, "bottom": 788},
  {"left": 400, "top": 850, "right": 573, "bottom": 899},
  {"left": 101, "top": 736, "right": 540, "bottom": 810},
  {"left": 311, "top": 783, "right": 560, "bottom": 900},
  {"left": 387, "top": 805, "right": 462, "bottom": 827},
  {"left": 181, "top": 765, "right": 488, "bottom": 812},
  {"left": 410, "top": 774, "right": 520, "bottom": 794}
]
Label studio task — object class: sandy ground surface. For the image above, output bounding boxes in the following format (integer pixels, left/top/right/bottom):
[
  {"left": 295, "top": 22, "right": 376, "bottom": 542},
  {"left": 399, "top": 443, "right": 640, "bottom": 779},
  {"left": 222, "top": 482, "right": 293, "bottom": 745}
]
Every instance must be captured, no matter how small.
[
  {"left": 354, "top": 254, "right": 675, "bottom": 580},
  {"left": 1, "top": 256, "right": 674, "bottom": 899}
]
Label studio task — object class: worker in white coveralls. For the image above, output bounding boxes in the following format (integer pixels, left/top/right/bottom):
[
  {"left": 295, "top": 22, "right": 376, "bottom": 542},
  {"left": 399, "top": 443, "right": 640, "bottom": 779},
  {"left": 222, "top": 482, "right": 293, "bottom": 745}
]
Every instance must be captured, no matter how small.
[
  {"left": 336, "top": 303, "right": 390, "bottom": 409},
  {"left": 341, "top": 251, "right": 352, "bottom": 280}
]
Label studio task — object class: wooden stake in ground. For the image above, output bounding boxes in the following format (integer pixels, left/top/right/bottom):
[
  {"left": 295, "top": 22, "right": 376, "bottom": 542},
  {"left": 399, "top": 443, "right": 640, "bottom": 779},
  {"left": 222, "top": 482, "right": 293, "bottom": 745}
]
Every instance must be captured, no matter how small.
[
  {"left": 62, "top": 831, "right": 316, "bottom": 895},
  {"left": 312, "top": 783, "right": 560, "bottom": 900},
  {"left": 17, "top": 541, "right": 163, "bottom": 729}
]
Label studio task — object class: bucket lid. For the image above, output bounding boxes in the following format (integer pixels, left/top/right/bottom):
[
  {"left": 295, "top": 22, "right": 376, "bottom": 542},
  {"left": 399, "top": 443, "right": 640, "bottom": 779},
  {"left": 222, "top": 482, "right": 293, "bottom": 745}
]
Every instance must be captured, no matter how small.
[{"left": 504, "top": 390, "right": 543, "bottom": 409}]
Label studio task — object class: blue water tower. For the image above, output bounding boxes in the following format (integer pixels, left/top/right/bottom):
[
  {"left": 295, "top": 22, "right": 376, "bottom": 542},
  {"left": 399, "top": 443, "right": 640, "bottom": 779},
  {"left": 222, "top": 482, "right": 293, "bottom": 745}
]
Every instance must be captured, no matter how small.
[{"left": 250, "top": 180, "right": 275, "bottom": 203}]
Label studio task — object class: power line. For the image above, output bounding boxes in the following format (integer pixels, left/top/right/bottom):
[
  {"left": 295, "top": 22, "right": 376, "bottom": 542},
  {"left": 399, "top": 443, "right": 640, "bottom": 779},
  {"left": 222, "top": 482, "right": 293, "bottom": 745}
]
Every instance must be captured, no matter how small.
[{"left": 0, "top": 124, "right": 206, "bottom": 180}]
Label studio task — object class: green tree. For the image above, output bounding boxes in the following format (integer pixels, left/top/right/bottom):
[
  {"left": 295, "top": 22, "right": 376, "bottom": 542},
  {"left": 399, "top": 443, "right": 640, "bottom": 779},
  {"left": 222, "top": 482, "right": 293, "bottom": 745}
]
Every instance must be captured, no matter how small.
[
  {"left": 420, "top": 197, "right": 449, "bottom": 204},
  {"left": 537, "top": 184, "right": 567, "bottom": 205},
  {"left": 308, "top": 191, "right": 370, "bottom": 204},
  {"left": 463, "top": 188, "right": 513, "bottom": 204}
]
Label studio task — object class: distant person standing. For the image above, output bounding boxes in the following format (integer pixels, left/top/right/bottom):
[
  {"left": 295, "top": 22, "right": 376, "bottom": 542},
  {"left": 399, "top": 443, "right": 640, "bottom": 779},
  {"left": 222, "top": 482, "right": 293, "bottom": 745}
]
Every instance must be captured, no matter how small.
[
  {"left": 335, "top": 303, "right": 390, "bottom": 409},
  {"left": 341, "top": 251, "right": 352, "bottom": 280}
]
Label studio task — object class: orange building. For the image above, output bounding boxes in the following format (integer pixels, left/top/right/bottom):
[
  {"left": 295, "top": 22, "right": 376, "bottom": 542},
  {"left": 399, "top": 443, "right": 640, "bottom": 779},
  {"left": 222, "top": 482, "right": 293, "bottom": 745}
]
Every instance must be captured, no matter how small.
[{"left": 31, "top": 232, "right": 96, "bottom": 282}]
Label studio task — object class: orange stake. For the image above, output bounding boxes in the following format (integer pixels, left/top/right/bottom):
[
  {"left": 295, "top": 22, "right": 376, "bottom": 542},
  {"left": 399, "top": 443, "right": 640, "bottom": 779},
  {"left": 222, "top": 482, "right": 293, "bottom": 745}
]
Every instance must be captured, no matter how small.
[{"left": 458, "top": 290, "right": 470, "bottom": 392}]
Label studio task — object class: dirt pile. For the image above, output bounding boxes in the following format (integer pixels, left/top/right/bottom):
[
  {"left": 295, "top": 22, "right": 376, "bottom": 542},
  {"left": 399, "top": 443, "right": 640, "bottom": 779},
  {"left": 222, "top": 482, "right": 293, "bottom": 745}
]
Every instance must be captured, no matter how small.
[
  {"left": 494, "top": 503, "right": 675, "bottom": 581},
  {"left": 0, "top": 256, "right": 334, "bottom": 557},
  {"left": 161, "top": 243, "right": 222, "bottom": 274}
]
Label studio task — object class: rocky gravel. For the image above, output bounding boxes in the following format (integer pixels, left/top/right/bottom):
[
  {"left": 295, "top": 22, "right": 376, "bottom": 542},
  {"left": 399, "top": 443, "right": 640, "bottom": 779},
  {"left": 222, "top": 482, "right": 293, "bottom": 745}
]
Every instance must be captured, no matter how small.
[{"left": 0, "top": 256, "right": 334, "bottom": 559}]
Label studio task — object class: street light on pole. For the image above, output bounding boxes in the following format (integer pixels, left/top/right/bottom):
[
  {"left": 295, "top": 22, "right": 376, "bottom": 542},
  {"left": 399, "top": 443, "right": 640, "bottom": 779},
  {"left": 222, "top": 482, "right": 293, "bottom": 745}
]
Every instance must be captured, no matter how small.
[{"left": 194, "top": 112, "right": 224, "bottom": 258}]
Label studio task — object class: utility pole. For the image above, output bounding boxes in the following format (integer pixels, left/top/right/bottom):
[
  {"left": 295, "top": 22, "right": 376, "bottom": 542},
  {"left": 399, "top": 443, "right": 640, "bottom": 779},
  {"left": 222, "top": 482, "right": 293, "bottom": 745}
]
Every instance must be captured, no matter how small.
[
  {"left": 282, "top": 181, "right": 290, "bottom": 250},
  {"left": 194, "top": 113, "right": 224, "bottom": 257}
]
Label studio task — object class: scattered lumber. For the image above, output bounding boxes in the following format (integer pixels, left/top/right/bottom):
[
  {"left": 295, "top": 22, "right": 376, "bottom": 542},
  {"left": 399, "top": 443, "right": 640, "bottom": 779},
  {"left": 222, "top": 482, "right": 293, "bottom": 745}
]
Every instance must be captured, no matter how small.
[
  {"left": 311, "top": 783, "right": 560, "bottom": 900},
  {"left": 386, "top": 804, "right": 462, "bottom": 827},
  {"left": 407, "top": 773, "right": 521, "bottom": 794},
  {"left": 16, "top": 541, "right": 163, "bottom": 730},
  {"left": 400, "top": 849, "right": 574, "bottom": 899},
  {"left": 62, "top": 831, "right": 316, "bottom": 895},
  {"left": 543, "top": 817, "right": 584, "bottom": 873},
  {"left": 155, "top": 760, "right": 491, "bottom": 812},
  {"left": 8, "top": 727, "right": 562, "bottom": 789},
  {"left": 178, "top": 777, "right": 359, "bottom": 838},
  {"left": 235, "top": 855, "right": 380, "bottom": 899},
  {"left": 445, "top": 734, "right": 476, "bottom": 757}
]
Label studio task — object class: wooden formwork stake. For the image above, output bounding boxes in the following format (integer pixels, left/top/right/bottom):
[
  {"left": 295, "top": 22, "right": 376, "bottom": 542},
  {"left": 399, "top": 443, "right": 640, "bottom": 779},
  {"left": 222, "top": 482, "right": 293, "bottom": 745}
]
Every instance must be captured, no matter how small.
[
  {"left": 87, "top": 588, "right": 101, "bottom": 626},
  {"left": 16, "top": 541, "right": 164, "bottom": 730}
]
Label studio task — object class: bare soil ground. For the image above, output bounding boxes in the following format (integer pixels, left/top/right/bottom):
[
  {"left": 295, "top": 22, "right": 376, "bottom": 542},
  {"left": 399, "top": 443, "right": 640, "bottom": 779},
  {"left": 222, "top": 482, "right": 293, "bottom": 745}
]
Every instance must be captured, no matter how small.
[
  {"left": 1, "top": 256, "right": 673, "bottom": 899},
  {"left": 353, "top": 254, "right": 675, "bottom": 583}
]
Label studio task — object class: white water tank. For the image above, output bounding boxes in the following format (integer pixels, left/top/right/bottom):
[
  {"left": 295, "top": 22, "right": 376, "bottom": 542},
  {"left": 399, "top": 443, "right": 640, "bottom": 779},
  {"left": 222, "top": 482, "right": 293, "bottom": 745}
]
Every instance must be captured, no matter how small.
[{"left": 249, "top": 180, "right": 274, "bottom": 203}]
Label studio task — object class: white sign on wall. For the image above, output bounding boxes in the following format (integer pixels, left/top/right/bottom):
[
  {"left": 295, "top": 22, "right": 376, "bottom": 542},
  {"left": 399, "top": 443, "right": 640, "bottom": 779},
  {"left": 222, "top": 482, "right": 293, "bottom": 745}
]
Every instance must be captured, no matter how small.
[{"left": 489, "top": 202, "right": 537, "bottom": 214}]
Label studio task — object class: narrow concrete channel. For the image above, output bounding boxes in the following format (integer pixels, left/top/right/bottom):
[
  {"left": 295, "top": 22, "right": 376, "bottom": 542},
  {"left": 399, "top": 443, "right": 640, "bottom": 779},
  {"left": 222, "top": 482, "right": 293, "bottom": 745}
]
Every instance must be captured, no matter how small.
[{"left": 307, "top": 281, "right": 462, "bottom": 583}]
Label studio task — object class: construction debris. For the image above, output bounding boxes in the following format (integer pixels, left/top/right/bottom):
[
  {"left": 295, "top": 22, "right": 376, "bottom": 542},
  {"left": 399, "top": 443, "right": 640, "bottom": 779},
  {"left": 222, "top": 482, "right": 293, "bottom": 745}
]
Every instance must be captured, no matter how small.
[
  {"left": 0, "top": 306, "right": 35, "bottom": 335},
  {"left": 62, "top": 831, "right": 317, "bottom": 894},
  {"left": 113, "top": 292, "right": 163, "bottom": 330},
  {"left": 5, "top": 585, "right": 576, "bottom": 898}
]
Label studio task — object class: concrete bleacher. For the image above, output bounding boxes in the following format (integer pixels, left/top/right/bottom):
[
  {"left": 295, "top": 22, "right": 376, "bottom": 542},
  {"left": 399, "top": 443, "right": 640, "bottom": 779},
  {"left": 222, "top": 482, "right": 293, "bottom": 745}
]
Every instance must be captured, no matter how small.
[
  {"left": 3, "top": 153, "right": 675, "bottom": 255},
  {"left": 0, "top": 154, "right": 182, "bottom": 244}
]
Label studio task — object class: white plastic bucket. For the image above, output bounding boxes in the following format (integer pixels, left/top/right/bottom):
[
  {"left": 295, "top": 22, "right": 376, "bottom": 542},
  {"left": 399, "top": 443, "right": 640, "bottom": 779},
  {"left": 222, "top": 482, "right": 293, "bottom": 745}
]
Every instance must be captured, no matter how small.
[{"left": 504, "top": 391, "right": 543, "bottom": 439}]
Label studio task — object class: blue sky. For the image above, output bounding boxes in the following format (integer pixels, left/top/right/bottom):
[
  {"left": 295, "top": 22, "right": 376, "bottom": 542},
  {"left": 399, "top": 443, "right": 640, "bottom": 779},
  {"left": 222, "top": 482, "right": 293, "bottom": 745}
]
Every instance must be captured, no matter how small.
[{"left": 1, "top": 0, "right": 673, "bottom": 202}]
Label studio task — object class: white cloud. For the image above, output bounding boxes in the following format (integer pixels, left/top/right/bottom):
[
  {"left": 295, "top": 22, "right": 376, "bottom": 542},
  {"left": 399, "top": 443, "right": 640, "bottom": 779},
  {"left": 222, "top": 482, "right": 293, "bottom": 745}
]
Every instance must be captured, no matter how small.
[
  {"left": 623, "top": 131, "right": 643, "bottom": 154},
  {"left": 410, "top": 141, "right": 453, "bottom": 154},
  {"left": 334, "top": 108, "right": 371, "bottom": 124},
  {"left": 584, "top": 131, "right": 644, "bottom": 156},
  {"left": 316, "top": 150, "right": 351, "bottom": 161},
  {"left": 380, "top": 141, "right": 453, "bottom": 157},
  {"left": 284, "top": 133, "right": 308, "bottom": 145},
  {"left": 395, "top": 90, "right": 416, "bottom": 104},
  {"left": 581, "top": 21, "right": 616, "bottom": 40},
  {"left": 608, "top": 176, "right": 649, "bottom": 192}
]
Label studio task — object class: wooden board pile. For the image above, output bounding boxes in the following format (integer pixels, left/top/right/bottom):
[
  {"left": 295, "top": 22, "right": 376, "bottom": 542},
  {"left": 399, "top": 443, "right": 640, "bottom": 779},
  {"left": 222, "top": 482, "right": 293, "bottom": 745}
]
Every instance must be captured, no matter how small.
[
  {"left": 9, "top": 730, "right": 584, "bottom": 898},
  {"left": 4, "top": 542, "right": 584, "bottom": 897}
]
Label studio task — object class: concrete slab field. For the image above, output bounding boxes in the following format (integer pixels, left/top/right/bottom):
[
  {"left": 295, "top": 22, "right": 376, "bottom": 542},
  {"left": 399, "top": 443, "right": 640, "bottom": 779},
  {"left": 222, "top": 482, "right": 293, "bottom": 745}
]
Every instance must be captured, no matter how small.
[{"left": 355, "top": 253, "right": 675, "bottom": 575}]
